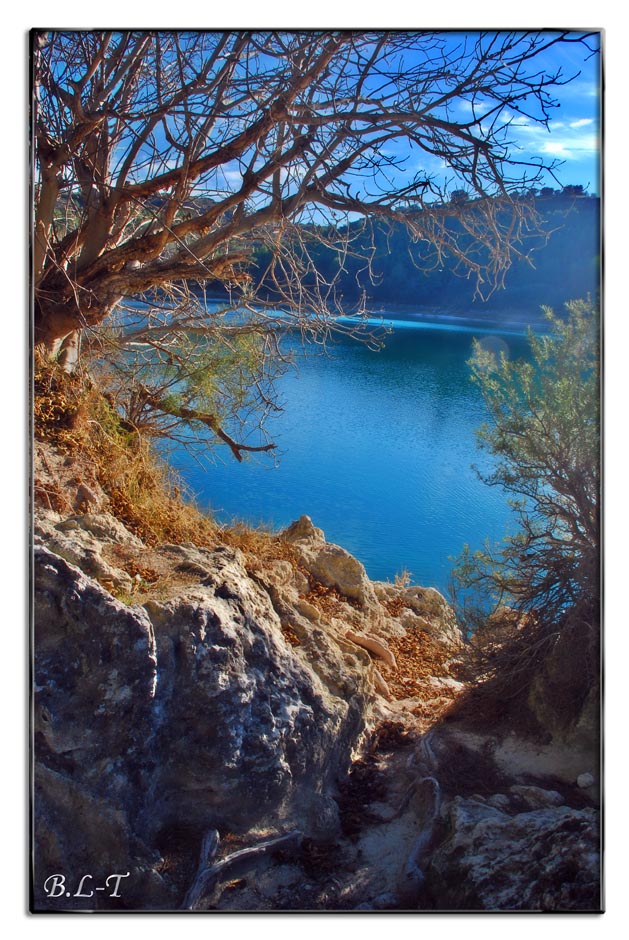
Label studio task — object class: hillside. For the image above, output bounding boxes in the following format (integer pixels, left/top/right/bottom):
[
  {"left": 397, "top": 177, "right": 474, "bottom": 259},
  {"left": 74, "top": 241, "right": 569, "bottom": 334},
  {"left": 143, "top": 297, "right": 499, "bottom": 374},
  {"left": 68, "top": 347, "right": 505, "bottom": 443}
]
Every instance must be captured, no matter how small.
[
  {"left": 340, "top": 196, "right": 600, "bottom": 314},
  {"left": 233, "top": 195, "right": 600, "bottom": 323}
]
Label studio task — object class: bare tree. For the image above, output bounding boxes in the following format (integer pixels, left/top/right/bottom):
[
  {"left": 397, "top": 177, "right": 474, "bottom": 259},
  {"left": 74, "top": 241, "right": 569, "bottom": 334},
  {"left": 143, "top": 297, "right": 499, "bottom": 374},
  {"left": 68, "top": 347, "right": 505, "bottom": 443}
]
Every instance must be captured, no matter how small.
[{"left": 32, "top": 29, "right": 598, "bottom": 455}]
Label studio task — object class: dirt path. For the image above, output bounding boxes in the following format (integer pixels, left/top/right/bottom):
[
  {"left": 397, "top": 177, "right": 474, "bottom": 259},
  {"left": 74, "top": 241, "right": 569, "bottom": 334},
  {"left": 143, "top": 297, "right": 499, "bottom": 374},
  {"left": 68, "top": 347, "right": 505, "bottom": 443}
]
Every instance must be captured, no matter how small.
[{"left": 192, "top": 702, "right": 463, "bottom": 912}]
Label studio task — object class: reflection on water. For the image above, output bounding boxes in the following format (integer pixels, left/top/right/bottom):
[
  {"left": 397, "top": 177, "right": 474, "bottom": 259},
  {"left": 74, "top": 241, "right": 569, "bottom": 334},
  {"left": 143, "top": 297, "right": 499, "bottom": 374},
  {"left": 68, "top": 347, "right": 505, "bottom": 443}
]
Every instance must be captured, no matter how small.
[{"left": 167, "top": 316, "right": 531, "bottom": 594}]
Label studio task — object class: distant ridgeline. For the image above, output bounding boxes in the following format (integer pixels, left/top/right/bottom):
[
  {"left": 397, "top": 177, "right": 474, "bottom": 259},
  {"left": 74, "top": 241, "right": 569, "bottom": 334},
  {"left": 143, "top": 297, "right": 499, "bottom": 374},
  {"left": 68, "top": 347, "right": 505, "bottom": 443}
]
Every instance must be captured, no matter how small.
[{"left": 242, "top": 193, "right": 600, "bottom": 322}]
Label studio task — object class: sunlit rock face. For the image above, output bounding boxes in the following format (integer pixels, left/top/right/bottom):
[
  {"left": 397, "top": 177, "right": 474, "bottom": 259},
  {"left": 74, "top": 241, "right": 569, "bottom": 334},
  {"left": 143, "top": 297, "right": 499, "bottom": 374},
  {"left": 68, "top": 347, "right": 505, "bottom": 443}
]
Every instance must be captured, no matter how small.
[{"left": 283, "top": 514, "right": 380, "bottom": 609}]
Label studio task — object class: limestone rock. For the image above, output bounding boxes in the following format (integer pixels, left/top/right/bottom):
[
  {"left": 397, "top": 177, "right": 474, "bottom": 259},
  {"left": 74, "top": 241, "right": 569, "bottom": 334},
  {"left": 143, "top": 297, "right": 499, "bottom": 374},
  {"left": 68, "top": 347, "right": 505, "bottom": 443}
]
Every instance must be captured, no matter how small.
[
  {"left": 33, "top": 546, "right": 159, "bottom": 910},
  {"left": 142, "top": 546, "right": 371, "bottom": 837},
  {"left": 374, "top": 580, "right": 463, "bottom": 647},
  {"left": 34, "top": 538, "right": 374, "bottom": 909},
  {"left": 59, "top": 512, "right": 144, "bottom": 547},
  {"left": 425, "top": 795, "right": 601, "bottom": 911},
  {"left": 74, "top": 482, "right": 102, "bottom": 512},
  {"left": 34, "top": 546, "right": 157, "bottom": 786},
  {"left": 34, "top": 513, "right": 138, "bottom": 590},
  {"left": 282, "top": 514, "right": 325, "bottom": 544},
  {"left": 282, "top": 515, "right": 378, "bottom": 609},
  {"left": 345, "top": 629, "right": 397, "bottom": 669},
  {"left": 399, "top": 586, "right": 462, "bottom": 646}
]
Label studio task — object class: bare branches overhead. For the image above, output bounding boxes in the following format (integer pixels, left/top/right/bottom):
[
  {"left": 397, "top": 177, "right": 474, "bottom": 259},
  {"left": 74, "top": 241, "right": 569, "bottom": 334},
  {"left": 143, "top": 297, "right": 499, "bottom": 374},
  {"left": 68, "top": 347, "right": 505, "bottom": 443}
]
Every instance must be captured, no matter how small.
[
  {"left": 32, "top": 29, "right": 598, "bottom": 458},
  {"left": 34, "top": 29, "right": 598, "bottom": 347}
]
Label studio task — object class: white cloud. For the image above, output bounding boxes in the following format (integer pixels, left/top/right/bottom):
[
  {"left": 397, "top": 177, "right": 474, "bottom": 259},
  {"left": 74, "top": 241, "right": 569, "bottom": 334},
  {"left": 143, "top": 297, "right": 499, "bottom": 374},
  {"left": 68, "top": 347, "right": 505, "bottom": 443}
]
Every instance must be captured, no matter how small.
[
  {"left": 541, "top": 141, "right": 569, "bottom": 156},
  {"left": 539, "top": 132, "right": 599, "bottom": 160},
  {"left": 569, "top": 118, "right": 594, "bottom": 129},
  {"left": 458, "top": 99, "right": 490, "bottom": 116}
]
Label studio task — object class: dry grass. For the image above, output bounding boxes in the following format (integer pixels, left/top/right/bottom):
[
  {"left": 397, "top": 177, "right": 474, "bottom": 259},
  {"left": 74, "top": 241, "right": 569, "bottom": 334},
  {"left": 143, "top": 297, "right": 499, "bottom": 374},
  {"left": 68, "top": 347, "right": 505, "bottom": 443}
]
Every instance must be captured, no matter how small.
[
  {"left": 33, "top": 355, "right": 299, "bottom": 569},
  {"left": 33, "top": 355, "right": 91, "bottom": 449},
  {"left": 222, "top": 523, "right": 299, "bottom": 569},
  {"left": 34, "top": 356, "right": 216, "bottom": 543},
  {"left": 33, "top": 356, "right": 354, "bottom": 617},
  {"left": 393, "top": 568, "right": 412, "bottom": 588}
]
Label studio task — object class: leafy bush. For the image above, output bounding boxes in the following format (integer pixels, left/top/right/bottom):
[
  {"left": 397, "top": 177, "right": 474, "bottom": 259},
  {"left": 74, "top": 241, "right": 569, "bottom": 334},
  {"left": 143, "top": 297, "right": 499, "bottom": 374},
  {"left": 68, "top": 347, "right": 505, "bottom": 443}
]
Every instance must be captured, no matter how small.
[{"left": 451, "top": 298, "right": 600, "bottom": 691}]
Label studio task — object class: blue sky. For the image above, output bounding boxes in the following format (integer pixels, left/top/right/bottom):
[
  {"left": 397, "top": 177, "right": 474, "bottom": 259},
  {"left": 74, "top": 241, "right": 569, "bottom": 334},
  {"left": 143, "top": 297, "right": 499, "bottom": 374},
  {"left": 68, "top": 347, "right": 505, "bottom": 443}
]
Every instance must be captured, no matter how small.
[
  {"left": 92, "top": 30, "right": 603, "bottom": 206},
  {"left": 507, "top": 38, "right": 601, "bottom": 192},
  {"left": 215, "top": 31, "right": 602, "bottom": 205},
  {"left": 384, "top": 31, "right": 602, "bottom": 197}
]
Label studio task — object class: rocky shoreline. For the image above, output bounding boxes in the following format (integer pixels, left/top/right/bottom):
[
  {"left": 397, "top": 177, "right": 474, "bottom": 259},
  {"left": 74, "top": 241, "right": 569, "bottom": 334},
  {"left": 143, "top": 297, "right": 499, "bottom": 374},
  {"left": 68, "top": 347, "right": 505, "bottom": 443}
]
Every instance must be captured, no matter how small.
[{"left": 32, "top": 440, "right": 601, "bottom": 911}]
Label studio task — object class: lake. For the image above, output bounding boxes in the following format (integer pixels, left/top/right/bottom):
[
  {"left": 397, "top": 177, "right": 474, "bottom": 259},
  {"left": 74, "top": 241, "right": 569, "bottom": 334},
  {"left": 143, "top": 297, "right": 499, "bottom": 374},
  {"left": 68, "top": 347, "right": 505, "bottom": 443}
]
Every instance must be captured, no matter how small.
[{"left": 167, "top": 311, "right": 532, "bottom": 596}]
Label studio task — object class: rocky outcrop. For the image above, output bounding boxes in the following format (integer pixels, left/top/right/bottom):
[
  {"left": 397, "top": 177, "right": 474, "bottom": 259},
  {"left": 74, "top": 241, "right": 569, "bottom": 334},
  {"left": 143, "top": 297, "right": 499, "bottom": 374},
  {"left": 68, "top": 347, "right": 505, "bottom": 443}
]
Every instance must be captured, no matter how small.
[
  {"left": 374, "top": 580, "right": 462, "bottom": 647},
  {"left": 283, "top": 514, "right": 381, "bottom": 610},
  {"left": 34, "top": 546, "right": 163, "bottom": 909},
  {"left": 32, "top": 487, "right": 600, "bottom": 913},
  {"left": 33, "top": 516, "right": 392, "bottom": 910},
  {"left": 141, "top": 543, "right": 371, "bottom": 839},
  {"left": 34, "top": 508, "right": 143, "bottom": 591}
]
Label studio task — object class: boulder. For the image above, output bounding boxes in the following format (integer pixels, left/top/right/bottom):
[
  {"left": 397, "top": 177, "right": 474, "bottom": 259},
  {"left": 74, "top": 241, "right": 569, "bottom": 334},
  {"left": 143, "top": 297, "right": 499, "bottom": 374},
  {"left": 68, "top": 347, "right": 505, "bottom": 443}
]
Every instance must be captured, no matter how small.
[
  {"left": 34, "top": 513, "right": 137, "bottom": 590},
  {"left": 34, "top": 547, "right": 157, "bottom": 783},
  {"left": 33, "top": 539, "right": 375, "bottom": 908},
  {"left": 374, "top": 580, "right": 463, "bottom": 647},
  {"left": 33, "top": 546, "right": 158, "bottom": 909},
  {"left": 282, "top": 514, "right": 325, "bottom": 544},
  {"left": 424, "top": 795, "right": 601, "bottom": 911},
  {"left": 282, "top": 515, "right": 379, "bottom": 609}
]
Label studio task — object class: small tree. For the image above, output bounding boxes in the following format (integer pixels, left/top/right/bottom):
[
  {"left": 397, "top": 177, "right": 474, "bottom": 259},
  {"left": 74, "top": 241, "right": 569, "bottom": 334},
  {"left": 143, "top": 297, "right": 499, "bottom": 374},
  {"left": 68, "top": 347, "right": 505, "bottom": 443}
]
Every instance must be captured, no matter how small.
[{"left": 452, "top": 298, "right": 600, "bottom": 687}]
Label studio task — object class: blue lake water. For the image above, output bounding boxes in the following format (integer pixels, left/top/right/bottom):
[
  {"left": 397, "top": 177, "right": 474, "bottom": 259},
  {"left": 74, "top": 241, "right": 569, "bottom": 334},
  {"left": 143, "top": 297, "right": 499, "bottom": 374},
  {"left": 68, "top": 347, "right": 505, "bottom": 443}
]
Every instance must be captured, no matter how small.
[{"left": 167, "top": 313, "right": 531, "bottom": 595}]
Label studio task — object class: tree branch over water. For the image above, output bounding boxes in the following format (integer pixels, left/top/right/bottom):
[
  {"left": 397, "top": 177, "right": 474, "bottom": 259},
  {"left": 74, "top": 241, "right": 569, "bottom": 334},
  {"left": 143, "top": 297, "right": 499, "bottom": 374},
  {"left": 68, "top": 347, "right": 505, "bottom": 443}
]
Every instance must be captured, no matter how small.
[{"left": 33, "top": 29, "right": 599, "bottom": 455}]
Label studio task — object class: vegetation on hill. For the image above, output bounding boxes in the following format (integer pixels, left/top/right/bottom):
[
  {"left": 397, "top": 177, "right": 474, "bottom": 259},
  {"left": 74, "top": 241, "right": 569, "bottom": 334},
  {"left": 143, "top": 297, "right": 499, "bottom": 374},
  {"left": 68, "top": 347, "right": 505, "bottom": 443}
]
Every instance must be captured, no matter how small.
[
  {"left": 33, "top": 353, "right": 297, "bottom": 571},
  {"left": 243, "top": 194, "right": 600, "bottom": 316}
]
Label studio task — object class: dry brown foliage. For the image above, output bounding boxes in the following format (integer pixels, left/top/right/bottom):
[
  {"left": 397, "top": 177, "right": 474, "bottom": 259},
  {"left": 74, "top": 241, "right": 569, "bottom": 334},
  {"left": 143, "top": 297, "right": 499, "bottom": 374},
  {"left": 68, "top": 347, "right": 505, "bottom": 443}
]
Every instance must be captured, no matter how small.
[
  {"left": 384, "top": 629, "right": 456, "bottom": 698},
  {"left": 299, "top": 570, "right": 362, "bottom": 621},
  {"left": 222, "top": 525, "right": 299, "bottom": 569},
  {"left": 33, "top": 354, "right": 92, "bottom": 448},
  {"left": 369, "top": 720, "right": 415, "bottom": 752},
  {"left": 279, "top": 623, "right": 301, "bottom": 648},
  {"left": 33, "top": 356, "right": 298, "bottom": 565},
  {"left": 381, "top": 596, "right": 407, "bottom": 618}
]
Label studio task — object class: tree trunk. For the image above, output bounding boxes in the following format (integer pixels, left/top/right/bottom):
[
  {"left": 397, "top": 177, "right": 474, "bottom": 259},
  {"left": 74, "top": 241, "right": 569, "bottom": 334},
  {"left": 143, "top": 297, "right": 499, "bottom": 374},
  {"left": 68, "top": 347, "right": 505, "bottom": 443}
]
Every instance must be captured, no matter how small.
[
  {"left": 34, "top": 292, "right": 114, "bottom": 370},
  {"left": 34, "top": 301, "right": 80, "bottom": 351}
]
